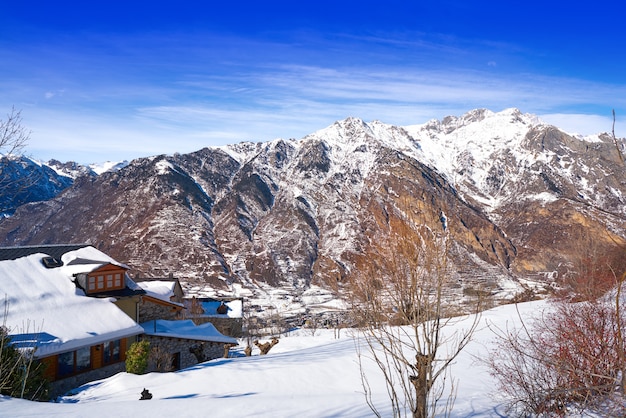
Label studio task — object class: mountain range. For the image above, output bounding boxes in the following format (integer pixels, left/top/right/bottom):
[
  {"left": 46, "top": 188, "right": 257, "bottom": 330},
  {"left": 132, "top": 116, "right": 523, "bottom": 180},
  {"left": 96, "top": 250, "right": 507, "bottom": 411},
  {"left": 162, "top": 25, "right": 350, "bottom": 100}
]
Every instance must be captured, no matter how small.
[{"left": 1, "top": 108, "right": 624, "bottom": 310}]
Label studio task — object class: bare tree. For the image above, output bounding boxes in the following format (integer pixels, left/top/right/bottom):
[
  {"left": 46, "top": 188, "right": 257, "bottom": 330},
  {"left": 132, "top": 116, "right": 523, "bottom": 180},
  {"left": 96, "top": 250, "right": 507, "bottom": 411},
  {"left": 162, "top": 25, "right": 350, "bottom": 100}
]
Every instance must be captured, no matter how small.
[
  {"left": 560, "top": 227, "right": 626, "bottom": 301},
  {"left": 0, "top": 107, "right": 32, "bottom": 215},
  {"left": 304, "top": 312, "right": 320, "bottom": 337},
  {"left": 488, "top": 232, "right": 626, "bottom": 414},
  {"left": 149, "top": 344, "right": 174, "bottom": 372},
  {"left": 1, "top": 297, "right": 49, "bottom": 400},
  {"left": 242, "top": 306, "right": 256, "bottom": 356},
  {"left": 350, "top": 202, "right": 482, "bottom": 418},
  {"left": 0, "top": 107, "right": 30, "bottom": 157}
]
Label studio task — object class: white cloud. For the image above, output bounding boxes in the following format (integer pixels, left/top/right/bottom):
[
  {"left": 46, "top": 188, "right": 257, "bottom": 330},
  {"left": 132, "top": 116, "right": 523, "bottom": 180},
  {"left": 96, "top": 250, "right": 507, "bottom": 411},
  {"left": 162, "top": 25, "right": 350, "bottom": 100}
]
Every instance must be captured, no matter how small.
[
  {"left": 23, "top": 64, "right": 626, "bottom": 164},
  {"left": 540, "top": 113, "right": 626, "bottom": 137},
  {"left": 5, "top": 31, "right": 626, "bottom": 163}
]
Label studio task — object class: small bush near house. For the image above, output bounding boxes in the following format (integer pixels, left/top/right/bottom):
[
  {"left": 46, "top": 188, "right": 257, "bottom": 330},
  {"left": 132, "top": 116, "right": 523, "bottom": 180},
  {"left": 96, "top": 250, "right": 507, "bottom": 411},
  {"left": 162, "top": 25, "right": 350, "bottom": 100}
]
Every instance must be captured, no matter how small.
[{"left": 126, "top": 340, "right": 150, "bottom": 375}]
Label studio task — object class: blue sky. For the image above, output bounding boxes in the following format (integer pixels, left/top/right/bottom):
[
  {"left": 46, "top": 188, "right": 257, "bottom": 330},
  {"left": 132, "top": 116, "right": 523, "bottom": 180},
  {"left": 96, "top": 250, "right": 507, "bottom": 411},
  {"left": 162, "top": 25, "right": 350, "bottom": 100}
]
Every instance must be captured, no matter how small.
[{"left": 1, "top": 1, "right": 625, "bottom": 164}]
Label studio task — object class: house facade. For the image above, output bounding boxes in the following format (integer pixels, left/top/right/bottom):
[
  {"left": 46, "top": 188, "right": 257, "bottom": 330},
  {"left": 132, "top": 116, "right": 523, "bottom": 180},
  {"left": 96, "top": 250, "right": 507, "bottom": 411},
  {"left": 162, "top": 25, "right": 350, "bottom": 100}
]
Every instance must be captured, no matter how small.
[
  {"left": 140, "top": 319, "right": 238, "bottom": 371},
  {"left": 0, "top": 245, "right": 145, "bottom": 397},
  {"left": 0, "top": 244, "right": 241, "bottom": 398},
  {"left": 135, "top": 279, "right": 239, "bottom": 371}
]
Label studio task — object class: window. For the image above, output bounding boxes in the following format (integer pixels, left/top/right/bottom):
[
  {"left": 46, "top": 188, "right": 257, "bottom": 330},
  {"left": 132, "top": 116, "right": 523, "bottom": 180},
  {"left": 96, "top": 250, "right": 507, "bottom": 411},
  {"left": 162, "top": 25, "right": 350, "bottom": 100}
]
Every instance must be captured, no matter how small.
[
  {"left": 86, "top": 268, "right": 126, "bottom": 293},
  {"left": 57, "top": 347, "right": 92, "bottom": 377},
  {"left": 114, "top": 273, "right": 122, "bottom": 287},
  {"left": 103, "top": 340, "right": 121, "bottom": 364},
  {"left": 76, "top": 347, "right": 91, "bottom": 372},
  {"left": 57, "top": 351, "right": 74, "bottom": 377}
]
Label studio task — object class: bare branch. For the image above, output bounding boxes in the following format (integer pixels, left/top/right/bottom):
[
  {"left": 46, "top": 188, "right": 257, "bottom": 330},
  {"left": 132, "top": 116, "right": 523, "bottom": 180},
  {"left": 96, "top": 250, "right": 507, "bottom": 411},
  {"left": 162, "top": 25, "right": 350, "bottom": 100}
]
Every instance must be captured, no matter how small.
[
  {"left": 0, "top": 107, "right": 30, "bottom": 157},
  {"left": 486, "top": 299, "right": 626, "bottom": 416}
]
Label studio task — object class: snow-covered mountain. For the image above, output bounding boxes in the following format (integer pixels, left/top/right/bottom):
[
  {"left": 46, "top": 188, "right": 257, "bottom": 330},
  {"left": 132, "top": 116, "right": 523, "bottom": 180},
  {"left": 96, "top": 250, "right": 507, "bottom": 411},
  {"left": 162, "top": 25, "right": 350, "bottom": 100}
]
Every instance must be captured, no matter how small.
[
  {"left": 0, "top": 157, "right": 130, "bottom": 216},
  {"left": 1, "top": 108, "right": 624, "bottom": 310},
  {"left": 407, "top": 108, "right": 624, "bottom": 216},
  {"left": 0, "top": 156, "right": 76, "bottom": 216}
]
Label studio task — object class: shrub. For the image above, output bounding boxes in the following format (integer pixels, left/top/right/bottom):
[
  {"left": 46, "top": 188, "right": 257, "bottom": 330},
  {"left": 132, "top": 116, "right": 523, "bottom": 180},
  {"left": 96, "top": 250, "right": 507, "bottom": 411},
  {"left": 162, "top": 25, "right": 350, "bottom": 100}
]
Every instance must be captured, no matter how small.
[
  {"left": 125, "top": 340, "right": 150, "bottom": 375},
  {"left": 488, "top": 297, "right": 626, "bottom": 416}
]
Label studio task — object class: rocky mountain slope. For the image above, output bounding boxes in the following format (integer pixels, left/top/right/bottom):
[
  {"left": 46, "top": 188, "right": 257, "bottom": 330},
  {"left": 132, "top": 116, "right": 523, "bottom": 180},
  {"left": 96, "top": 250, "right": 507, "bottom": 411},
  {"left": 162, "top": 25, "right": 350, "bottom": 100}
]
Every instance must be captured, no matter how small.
[
  {"left": 0, "top": 156, "right": 78, "bottom": 216},
  {"left": 1, "top": 108, "right": 624, "bottom": 308},
  {"left": 0, "top": 157, "right": 129, "bottom": 216}
]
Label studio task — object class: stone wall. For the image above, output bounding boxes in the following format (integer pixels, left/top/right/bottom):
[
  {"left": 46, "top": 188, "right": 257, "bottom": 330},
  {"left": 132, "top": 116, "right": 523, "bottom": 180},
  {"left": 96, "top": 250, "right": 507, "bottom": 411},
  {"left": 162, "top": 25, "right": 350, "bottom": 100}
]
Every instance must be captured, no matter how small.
[
  {"left": 139, "top": 299, "right": 180, "bottom": 323},
  {"left": 143, "top": 335, "right": 228, "bottom": 371}
]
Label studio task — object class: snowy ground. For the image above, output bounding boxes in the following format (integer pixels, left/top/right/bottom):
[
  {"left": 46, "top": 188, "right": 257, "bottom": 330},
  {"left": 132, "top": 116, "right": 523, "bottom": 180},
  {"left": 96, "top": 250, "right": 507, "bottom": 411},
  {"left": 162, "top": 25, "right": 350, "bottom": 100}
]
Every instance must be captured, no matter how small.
[{"left": 1, "top": 300, "right": 547, "bottom": 417}]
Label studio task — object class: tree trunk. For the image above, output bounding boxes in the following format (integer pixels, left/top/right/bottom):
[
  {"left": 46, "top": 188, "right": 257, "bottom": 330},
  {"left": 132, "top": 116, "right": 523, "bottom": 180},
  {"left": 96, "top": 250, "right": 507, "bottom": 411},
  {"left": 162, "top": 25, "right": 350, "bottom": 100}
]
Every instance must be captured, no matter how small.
[{"left": 410, "top": 353, "right": 429, "bottom": 418}]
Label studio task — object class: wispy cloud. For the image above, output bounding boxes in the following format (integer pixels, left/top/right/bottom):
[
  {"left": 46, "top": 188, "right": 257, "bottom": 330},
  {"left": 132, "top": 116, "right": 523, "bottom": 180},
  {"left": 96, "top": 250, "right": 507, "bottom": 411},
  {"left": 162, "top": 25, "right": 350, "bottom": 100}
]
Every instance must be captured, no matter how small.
[{"left": 2, "top": 29, "right": 626, "bottom": 163}]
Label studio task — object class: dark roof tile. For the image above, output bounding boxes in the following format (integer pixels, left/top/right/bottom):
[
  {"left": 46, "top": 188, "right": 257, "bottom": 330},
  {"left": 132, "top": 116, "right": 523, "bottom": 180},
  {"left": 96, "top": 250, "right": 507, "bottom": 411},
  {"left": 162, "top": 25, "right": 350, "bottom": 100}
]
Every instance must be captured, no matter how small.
[{"left": 0, "top": 244, "right": 90, "bottom": 261}]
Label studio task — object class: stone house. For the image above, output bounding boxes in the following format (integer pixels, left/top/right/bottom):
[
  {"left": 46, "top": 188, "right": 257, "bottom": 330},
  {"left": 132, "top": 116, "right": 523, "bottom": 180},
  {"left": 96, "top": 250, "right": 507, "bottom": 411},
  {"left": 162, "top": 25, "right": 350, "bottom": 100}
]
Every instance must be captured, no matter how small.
[
  {"left": 140, "top": 319, "right": 238, "bottom": 371},
  {"left": 136, "top": 278, "right": 239, "bottom": 370},
  {"left": 0, "top": 245, "right": 145, "bottom": 398}
]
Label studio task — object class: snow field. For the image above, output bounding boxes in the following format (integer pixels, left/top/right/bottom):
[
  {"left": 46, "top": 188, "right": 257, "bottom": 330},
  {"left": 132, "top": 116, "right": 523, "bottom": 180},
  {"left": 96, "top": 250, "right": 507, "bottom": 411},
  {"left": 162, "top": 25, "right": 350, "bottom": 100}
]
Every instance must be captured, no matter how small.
[{"left": 1, "top": 300, "right": 547, "bottom": 417}]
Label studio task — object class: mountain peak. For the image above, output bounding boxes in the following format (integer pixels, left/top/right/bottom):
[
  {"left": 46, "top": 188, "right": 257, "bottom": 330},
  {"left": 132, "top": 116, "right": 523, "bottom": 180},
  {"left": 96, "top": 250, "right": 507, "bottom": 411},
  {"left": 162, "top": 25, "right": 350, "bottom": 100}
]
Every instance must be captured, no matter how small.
[
  {"left": 303, "top": 117, "right": 376, "bottom": 150},
  {"left": 335, "top": 116, "right": 368, "bottom": 127},
  {"left": 88, "top": 160, "right": 129, "bottom": 175},
  {"left": 439, "top": 108, "right": 542, "bottom": 131}
]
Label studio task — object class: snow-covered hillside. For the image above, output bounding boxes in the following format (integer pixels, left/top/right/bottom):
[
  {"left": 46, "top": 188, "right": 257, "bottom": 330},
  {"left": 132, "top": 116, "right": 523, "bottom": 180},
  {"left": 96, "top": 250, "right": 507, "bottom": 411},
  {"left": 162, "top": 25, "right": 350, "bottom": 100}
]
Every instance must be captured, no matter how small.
[
  {"left": 1, "top": 300, "right": 547, "bottom": 417},
  {"left": 88, "top": 160, "right": 129, "bottom": 175}
]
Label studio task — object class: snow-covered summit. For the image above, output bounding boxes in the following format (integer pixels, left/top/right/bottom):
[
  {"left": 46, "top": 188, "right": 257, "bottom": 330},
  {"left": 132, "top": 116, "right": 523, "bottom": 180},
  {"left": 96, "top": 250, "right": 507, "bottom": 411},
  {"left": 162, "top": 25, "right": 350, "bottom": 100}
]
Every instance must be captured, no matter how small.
[
  {"left": 88, "top": 160, "right": 129, "bottom": 175},
  {"left": 400, "top": 107, "right": 618, "bottom": 212}
]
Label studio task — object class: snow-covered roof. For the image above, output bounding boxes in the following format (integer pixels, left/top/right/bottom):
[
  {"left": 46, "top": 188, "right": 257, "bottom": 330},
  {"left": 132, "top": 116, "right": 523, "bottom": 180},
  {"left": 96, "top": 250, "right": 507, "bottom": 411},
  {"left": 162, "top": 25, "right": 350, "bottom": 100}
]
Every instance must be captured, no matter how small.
[
  {"left": 140, "top": 319, "right": 237, "bottom": 344},
  {"left": 0, "top": 248, "right": 144, "bottom": 357},
  {"left": 136, "top": 280, "right": 182, "bottom": 306},
  {"left": 60, "top": 245, "right": 129, "bottom": 275}
]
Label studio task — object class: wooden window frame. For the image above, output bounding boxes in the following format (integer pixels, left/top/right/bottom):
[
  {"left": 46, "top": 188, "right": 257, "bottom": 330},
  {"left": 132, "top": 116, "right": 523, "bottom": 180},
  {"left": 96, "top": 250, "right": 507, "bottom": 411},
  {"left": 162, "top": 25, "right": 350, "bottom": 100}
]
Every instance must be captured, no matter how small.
[
  {"left": 106, "top": 274, "right": 113, "bottom": 288},
  {"left": 85, "top": 265, "right": 127, "bottom": 294},
  {"left": 56, "top": 347, "right": 92, "bottom": 378},
  {"left": 114, "top": 273, "right": 122, "bottom": 287},
  {"left": 103, "top": 339, "right": 122, "bottom": 365}
]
